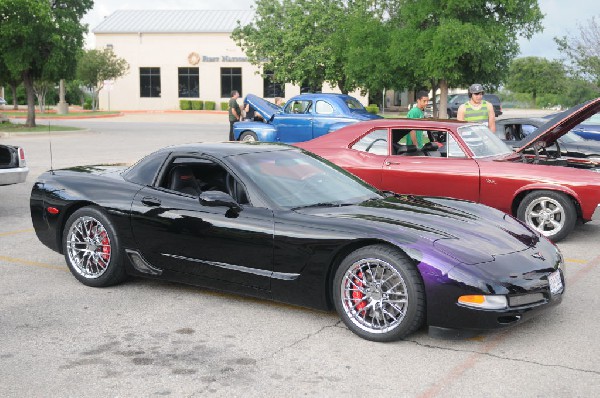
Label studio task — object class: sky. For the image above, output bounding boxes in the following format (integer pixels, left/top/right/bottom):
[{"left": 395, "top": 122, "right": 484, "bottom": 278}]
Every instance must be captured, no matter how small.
[{"left": 83, "top": 0, "right": 600, "bottom": 60}]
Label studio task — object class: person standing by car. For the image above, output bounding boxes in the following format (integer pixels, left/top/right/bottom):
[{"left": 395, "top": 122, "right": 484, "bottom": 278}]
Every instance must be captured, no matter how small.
[
  {"left": 406, "top": 90, "right": 429, "bottom": 148},
  {"left": 457, "top": 83, "right": 496, "bottom": 132},
  {"left": 228, "top": 90, "right": 241, "bottom": 140},
  {"left": 243, "top": 97, "right": 263, "bottom": 122}
]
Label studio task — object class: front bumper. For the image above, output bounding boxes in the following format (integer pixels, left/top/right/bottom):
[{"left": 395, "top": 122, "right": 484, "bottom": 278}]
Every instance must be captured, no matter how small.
[{"left": 0, "top": 167, "right": 29, "bottom": 185}]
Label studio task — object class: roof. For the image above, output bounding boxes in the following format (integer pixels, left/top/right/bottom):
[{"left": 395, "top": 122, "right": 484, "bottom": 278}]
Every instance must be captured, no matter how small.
[{"left": 92, "top": 10, "right": 254, "bottom": 34}]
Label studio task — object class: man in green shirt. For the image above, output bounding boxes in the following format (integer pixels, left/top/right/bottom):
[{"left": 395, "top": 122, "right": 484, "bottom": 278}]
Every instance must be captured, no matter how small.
[
  {"left": 228, "top": 90, "right": 241, "bottom": 140},
  {"left": 406, "top": 90, "right": 429, "bottom": 148}
]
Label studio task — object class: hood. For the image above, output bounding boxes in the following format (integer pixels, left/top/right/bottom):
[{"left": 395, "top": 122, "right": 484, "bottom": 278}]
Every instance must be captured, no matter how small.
[
  {"left": 514, "top": 97, "right": 600, "bottom": 153},
  {"left": 296, "top": 195, "right": 540, "bottom": 265},
  {"left": 353, "top": 112, "right": 383, "bottom": 121},
  {"left": 244, "top": 94, "right": 281, "bottom": 121}
]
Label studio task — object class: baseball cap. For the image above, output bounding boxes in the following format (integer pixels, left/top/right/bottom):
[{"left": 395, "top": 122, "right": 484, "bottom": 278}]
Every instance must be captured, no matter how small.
[{"left": 469, "top": 84, "right": 484, "bottom": 94}]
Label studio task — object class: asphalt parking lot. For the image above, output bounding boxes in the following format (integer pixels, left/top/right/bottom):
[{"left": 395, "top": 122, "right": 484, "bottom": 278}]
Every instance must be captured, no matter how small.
[{"left": 1, "top": 111, "right": 600, "bottom": 397}]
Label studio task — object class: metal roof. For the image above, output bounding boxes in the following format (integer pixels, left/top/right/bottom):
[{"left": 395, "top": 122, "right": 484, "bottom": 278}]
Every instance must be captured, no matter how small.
[{"left": 92, "top": 10, "right": 254, "bottom": 34}]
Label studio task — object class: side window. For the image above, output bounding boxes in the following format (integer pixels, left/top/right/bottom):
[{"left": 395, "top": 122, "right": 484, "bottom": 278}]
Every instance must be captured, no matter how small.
[
  {"left": 444, "top": 133, "right": 467, "bottom": 158},
  {"left": 351, "top": 129, "right": 389, "bottom": 155},
  {"left": 285, "top": 100, "right": 312, "bottom": 114},
  {"left": 160, "top": 158, "right": 249, "bottom": 204},
  {"left": 315, "top": 100, "right": 334, "bottom": 115}
]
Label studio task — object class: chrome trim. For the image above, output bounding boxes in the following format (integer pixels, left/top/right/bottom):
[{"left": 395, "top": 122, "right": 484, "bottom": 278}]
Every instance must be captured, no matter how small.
[
  {"left": 592, "top": 204, "right": 600, "bottom": 221},
  {"left": 161, "top": 253, "right": 299, "bottom": 281}
]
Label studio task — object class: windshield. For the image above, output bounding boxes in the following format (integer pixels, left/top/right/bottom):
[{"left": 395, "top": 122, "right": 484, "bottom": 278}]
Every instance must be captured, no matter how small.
[
  {"left": 457, "top": 124, "right": 513, "bottom": 157},
  {"left": 560, "top": 131, "right": 585, "bottom": 143},
  {"left": 580, "top": 113, "right": 600, "bottom": 125},
  {"left": 234, "top": 149, "right": 381, "bottom": 209}
]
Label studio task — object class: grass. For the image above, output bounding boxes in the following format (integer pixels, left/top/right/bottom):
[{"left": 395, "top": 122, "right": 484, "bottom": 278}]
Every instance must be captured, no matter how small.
[
  {"left": 1, "top": 110, "right": 120, "bottom": 118},
  {"left": 379, "top": 112, "right": 407, "bottom": 118},
  {"left": 0, "top": 122, "right": 82, "bottom": 133}
]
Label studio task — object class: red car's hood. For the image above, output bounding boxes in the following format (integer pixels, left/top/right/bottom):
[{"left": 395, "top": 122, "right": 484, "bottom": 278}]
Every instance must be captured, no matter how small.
[{"left": 513, "top": 97, "right": 600, "bottom": 153}]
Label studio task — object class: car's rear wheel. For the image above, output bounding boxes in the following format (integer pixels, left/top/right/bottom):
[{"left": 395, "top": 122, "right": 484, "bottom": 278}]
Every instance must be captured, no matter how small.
[
  {"left": 240, "top": 131, "right": 258, "bottom": 142},
  {"left": 62, "top": 207, "right": 126, "bottom": 287},
  {"left": 333, "top": 245, "right": 425, "bottom": 342},
  {"left": 517, "top": 190, "right": 577, "bottom": 242}
]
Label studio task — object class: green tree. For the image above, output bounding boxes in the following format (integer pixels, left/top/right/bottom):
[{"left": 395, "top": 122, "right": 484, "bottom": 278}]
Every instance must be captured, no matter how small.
[
  {"left": 76, "top": 48, "right": 129, "bottom": 111},
  {"left": 507, "top": 57, "right": 566, "bottom": 105},
  {"left": 388, "top": 0, "right": 544, "bottom": 117},
  {"left": 555, "top": 16, "right": 600, "bottom": 88},
  {"left": 233, "top": 0, "right": 378, "bottom": 94},
  {"left": 0, "top": 0, "right": 93, "bottom": 126}
]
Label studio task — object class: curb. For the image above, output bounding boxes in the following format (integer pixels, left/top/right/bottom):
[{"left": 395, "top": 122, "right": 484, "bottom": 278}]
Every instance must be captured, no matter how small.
[
  {"left": 7, "top": 113, "right": 124, "bottom": 120},
  {"left": 0, "top": 128, "right": 89, "bottom": 138}
]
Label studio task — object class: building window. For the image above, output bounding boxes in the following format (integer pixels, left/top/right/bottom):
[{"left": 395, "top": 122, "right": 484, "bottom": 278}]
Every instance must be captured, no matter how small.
[
  {"left": 263, "top": 71, "right": 285, "bottom": 98},
  {"left": 221, "top": 67, "right": 242, "bottom": 98},
  {"left": 140, "top": 67, "right": 161, "bottom": 98},
  {"left": 178, "top": 67, "right": 199, "bottom": 98}
]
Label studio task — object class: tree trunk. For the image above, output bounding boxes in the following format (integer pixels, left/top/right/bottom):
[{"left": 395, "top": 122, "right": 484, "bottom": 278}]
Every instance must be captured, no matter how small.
[
  {"left": 438, "top": 79, "right": 449, "bottom": 119},
  {"left": 430, "top": 78, "right": 439, "bottom": 118},
  {"left": 11, "top": 83, "right": 18, "bottom": 110},
  {"left": 22, "top": 71, "right": 36, "bottom": 127},
  {"left": 532, "top": 90, "right": 537, "bottom": 107}
]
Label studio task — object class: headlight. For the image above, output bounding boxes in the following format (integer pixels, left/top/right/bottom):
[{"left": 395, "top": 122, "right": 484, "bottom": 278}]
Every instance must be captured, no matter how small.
[{"left": 458, "top": 295, "right": 508, "bottom": 310}]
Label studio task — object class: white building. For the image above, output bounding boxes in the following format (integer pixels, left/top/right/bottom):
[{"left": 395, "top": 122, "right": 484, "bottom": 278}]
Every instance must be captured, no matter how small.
[{"left": 93, "top": 10, "right": 367, "bottom": 111}]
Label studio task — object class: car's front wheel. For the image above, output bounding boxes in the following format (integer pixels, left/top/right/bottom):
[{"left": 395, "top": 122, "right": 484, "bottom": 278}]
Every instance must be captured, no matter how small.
[
  {"left": 333, "top": 245, "right": 425, "bottom": 342},
  {"left": 239, "top": 131, "right": 258, "bottom": 142},
  {"left": 62, "top": 207, "right": 126, "bottom": 287},
  {"left": 517, "top": 190, "right": 577, "bottom": 242}
]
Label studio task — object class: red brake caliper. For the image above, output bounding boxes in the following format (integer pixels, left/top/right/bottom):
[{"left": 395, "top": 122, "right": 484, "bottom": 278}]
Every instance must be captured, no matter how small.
[
  {"left": 100, "top": 231, "right": 110, "bottom": 262},
  {"left": 352, "top": 271, "right": 366, "bottom": 313}
]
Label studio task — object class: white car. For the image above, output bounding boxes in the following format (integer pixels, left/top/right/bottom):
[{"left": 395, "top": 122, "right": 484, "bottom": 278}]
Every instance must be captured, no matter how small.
[
  {"left": 0, "top": 145, "right": 29, "bottom": 185},
  {"left": 0, "top": 97, "right": 7, "bottom": 105}
]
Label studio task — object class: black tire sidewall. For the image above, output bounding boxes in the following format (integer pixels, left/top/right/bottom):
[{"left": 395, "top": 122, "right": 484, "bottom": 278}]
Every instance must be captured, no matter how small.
[
  {"left": 62, "top": 206, "right": 125, "bottom": 287},
  {"left": 333, "top": 245, "right": 425, "bottom": 342},
  {"left": 517, "top": 190, "right": 577, "bottom": 242}
]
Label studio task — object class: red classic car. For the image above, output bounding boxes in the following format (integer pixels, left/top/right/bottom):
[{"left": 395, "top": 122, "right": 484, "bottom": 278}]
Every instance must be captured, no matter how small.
[{"left": 297, "top": 98, "right": 600, "bottom": 242}]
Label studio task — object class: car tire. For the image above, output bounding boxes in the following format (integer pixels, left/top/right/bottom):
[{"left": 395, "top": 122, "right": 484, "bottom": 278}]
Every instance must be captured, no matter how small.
[
  {"left": 517, "top": 190, "right": 577, "bottom": 242},
  {"left": 239, "top": 131, "right": 258, "bottom": 142},
  {"left": 333, "top": 244, "right": 425, "bottom": 342},
  {"left": 62, "top": 207, "right": 126, "bottom": 287}
]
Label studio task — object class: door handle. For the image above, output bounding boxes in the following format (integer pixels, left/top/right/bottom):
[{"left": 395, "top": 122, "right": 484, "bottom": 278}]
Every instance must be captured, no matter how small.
[
  {"left": 141, "top": 197, "right": 161, "bottom": 207},
  {"left": 385, "top": 161, "right": 402, "bottom": 166}
]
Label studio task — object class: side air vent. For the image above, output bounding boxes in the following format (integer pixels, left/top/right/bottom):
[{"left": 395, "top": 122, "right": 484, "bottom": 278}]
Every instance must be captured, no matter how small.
[{"left": 125, "top": 249, "right": 162, "bottom": 276}]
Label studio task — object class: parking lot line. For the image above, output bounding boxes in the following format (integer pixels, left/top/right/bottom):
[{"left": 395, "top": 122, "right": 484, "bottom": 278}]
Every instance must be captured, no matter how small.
[
  {"left": 0, "top": 255, "right": 66, "bottom": 271},
  {"left": 0, "top": 228, "right": 34, "bottom": 237}
]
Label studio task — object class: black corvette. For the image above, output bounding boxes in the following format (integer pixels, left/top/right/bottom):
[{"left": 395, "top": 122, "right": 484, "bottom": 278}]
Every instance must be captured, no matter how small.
[{"left": 31, "top": 142, "right": 564, "bottom": 341}]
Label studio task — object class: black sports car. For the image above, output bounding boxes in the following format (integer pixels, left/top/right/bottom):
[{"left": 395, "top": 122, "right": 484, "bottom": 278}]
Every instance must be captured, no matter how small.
[
  {"left": 31, "top": 142, "right": 564, "bottom": 341},
  {"left": 497, "top": 117, "right": 600, "bottom": 169}
]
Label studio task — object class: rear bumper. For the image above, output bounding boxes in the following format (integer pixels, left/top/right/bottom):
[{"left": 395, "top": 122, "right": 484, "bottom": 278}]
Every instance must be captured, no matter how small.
[
  {"left": 0, "top": 167, "right": 29, "bottom": 185},
  {"left": 592, "top": 204, "right": 600, "bottom": 221}
]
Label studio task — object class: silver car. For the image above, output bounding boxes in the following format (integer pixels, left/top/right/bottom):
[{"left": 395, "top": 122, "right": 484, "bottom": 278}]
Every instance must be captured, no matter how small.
[
  {"left": 0, "top": 145, "right": 29, "bottom": 185},
  {"left": 0, "top": 97, "right": 6, "bottom": 106}
]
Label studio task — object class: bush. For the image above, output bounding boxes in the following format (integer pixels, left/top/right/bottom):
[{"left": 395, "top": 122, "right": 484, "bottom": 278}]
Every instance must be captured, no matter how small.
[
  {"left": 83, "top": 98, "right": 92, "bottom": 110},
  {"left": 205, "top": 101, "right": 216, "bottom": 111},
  {"left": 220, "top": 102, "right": 229, "bottom": 111},
  {"left": 191, "top": 100, "right": 204, "bottom": 110},
  {"left": 179, "top": 100, "right": 192, "bottom": 110},
  {"left": 366, "top": 104, "right": 380, "bottom": 114}
]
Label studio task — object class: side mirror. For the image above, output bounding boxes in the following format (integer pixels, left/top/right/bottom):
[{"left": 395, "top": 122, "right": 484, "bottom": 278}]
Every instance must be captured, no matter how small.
[{"left": 199, "top": 190, "right": 241, "bottom": 211}]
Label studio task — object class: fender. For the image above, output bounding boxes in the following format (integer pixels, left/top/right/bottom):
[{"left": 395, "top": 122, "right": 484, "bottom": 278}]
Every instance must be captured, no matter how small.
[{"left": 233, "top": 121, "right": 278, "bottom": 141}]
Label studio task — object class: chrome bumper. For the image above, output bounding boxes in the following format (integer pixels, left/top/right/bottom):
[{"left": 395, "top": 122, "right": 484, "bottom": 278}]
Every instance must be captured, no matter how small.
[
  {"left": 0, "top": 167, "right": 29, "bottom": 185},
  {"left": 592, "top": 204, "right": 600, "bottom": 221}
]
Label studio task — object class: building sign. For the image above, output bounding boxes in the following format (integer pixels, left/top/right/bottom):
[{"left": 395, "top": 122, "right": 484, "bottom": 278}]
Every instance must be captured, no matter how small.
[{"left": 201, "top": 55, "right": 249, "bottom": 63}]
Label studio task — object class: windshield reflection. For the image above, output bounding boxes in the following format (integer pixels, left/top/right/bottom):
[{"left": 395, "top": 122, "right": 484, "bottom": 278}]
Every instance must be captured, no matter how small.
[{"left": 457, "top": 125, "right": 513, "bottom": 158}]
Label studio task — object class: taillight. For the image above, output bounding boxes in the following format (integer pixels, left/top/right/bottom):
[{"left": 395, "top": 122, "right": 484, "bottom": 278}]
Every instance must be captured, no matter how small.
[{"left": 19, "top": 147, "right": 25, "bottom": 160}]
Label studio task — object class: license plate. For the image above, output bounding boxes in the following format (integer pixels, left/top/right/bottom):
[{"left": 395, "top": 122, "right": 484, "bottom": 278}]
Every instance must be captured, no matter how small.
[{"left": 548, "top": 270, "right": 563, "bottom": 294}]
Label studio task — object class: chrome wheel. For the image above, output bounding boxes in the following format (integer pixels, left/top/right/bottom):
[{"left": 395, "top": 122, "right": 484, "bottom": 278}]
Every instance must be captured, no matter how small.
[
  {"left": 66, "top": 216, "right": 112, "bottom": 279},
  {"left": 524, "top": 196, "right": 565, "bottom": 237},
  {"left": 240, "top": 132, "right": 258, "bottom": 142},
  {"left": 340, "top": 257, "right": 408, "bottom": 334}
]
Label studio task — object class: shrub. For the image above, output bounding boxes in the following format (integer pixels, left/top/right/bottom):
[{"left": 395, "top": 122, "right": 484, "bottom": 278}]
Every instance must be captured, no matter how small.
[
  {"left": 220, "top": 102, "right": 229, "bottom": 111},
  {"left": 204, "top": 101, "right": 216, "bottom": 111},
  {"left": 366, "top": 104, "right": 380, "bottom": 114},
  {"left": 179, "top": 100, "right": 192, "bottom": 110},
  {"left": 83, "top": 98, "right": 93, "bottom": 110},
  {"left": 191, "top": 100, "right": 204, "bottom": 110}
]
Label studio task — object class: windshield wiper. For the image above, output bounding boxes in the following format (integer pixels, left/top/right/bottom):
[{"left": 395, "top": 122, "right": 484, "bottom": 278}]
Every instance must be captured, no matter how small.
[{"left": 292, "top": 202, "right": 354, "bottom": 210}]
